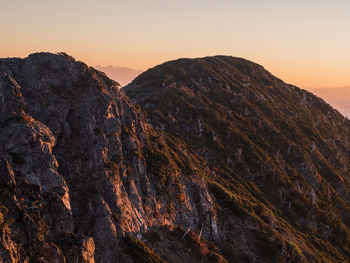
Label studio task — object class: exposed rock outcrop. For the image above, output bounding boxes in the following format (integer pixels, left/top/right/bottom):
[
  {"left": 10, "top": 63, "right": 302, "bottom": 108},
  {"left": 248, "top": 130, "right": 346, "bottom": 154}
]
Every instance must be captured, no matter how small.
[{"left": 0, "top": 53, "right": 216, "bottom": 262}]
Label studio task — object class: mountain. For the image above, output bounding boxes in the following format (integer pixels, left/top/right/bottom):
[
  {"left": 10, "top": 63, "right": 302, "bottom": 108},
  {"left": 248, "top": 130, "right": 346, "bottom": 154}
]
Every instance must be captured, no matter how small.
[
  {"left": 308, "top": 86, "right": 350, "bottom": 118},
  {"left": 0, "top": 53, "right": 220, "bottom": 262},
  {"left": 125, "top": 56, "right": 350, "bottom": 262},
  {"left": 0, "top": 53, "right": 349, "bottom": 262},
  {"left": 94, "top": 65, "right": 143, "bottom": 87}
]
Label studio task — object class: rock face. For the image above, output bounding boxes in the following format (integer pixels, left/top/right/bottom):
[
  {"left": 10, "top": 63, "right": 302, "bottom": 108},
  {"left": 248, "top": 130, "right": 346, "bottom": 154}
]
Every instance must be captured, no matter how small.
[
  {"left": 1, "top": 53, "right": 350, "bottom": 262},
  {"left": 0, "top": 53, "right": 216, "bottom": 262},
  {"left": 125, "top": 56, "right": 350, "bottom": 262}
]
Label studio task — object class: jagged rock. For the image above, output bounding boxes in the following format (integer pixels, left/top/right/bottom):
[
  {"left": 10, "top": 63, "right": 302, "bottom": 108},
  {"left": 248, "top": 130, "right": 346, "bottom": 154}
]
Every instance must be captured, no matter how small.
[{"left": 0, "top": 53, "right": 216, "bottom": 262}]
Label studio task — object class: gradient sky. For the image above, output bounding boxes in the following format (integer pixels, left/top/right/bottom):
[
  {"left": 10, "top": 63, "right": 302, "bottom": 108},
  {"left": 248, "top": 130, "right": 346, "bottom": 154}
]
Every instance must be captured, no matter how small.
[{"left": 1, "top": 0, "right": 349, "bottom": 88}]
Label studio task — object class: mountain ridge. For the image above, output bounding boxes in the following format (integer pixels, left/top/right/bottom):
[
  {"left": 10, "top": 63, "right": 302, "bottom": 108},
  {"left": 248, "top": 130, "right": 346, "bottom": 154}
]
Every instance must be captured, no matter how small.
[
  {"left": 0, "top": 52, "right": 349, "bottom": 262},
  {"left": 125, "top": 55, "right": 350, "bottom": 262}
]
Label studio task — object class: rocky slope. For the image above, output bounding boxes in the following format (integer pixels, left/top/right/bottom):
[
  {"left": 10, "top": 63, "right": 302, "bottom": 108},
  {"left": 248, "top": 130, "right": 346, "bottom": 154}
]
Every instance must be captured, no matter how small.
[
  {"left": 125, "top": 56, "right": 350, "bottom": 262},
  {"left": 0, "top": 53, "right": 219, "bottom": 262},
  {"left": 1, "top": 53, "right": 350, "bottom": 262}
]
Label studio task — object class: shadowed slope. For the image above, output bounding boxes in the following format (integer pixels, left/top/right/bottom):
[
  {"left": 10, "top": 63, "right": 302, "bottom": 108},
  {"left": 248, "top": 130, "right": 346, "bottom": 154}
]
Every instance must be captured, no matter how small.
[{"left": 125, "top": 56, "right": 350, "bottom": 262}]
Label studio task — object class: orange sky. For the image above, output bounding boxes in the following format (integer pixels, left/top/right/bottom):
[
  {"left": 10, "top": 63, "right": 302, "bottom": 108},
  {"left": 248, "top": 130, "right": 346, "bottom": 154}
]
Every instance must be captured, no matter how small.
[{"left": 0, "top": 0, "right": 349, "bottom": 89}]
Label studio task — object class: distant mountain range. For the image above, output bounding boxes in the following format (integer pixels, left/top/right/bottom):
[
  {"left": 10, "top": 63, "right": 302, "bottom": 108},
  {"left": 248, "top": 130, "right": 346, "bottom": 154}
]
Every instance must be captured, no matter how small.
[
  {"left": 308, "top": 86, "right": 350, "bottom": 118},
  {"left": 95, "top": 65, "right": 143, "bottom": 86}
]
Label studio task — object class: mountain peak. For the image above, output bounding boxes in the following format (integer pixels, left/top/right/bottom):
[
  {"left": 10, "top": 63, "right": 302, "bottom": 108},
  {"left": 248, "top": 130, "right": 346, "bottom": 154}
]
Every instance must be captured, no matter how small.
[
  {"left": 125, "top": 55, "right": 350, "bottom": 261},
  {"left": 132, "top": 55, "right": 272, "bottom": 86}
]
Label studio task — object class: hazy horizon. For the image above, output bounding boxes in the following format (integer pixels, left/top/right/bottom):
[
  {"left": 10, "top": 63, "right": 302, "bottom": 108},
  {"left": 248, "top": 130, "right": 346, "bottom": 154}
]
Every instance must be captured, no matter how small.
[
  {"left": 94, "top": 65, "right": 143, "bottom": 86},
  {"left": 308, "top": 86, "right": 350, "bottom": 118}
]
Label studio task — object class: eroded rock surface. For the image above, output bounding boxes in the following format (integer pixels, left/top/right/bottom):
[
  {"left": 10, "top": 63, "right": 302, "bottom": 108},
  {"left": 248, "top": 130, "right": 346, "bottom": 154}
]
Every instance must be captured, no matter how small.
[{"left": 0, "top": 53, "right": 215, "bottom": 262}]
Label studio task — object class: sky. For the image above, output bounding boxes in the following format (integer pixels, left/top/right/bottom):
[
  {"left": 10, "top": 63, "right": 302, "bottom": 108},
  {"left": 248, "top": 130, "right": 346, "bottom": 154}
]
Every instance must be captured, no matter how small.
[{"left": 0, "top": 0, "right": 349, "bottom": 89}]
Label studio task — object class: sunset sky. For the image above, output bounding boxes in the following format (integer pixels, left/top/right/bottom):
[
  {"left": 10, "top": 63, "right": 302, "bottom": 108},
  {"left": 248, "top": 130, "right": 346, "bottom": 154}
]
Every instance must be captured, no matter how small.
[{"left": 1, "top": 0, "right": 349, "bottom": 89}]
